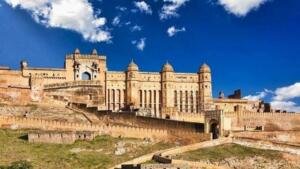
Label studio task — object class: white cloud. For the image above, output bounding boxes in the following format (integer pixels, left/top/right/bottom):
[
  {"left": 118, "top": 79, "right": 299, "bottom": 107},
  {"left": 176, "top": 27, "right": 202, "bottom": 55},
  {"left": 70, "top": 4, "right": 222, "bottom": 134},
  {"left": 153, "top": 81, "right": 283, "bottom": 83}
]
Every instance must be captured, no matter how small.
[
  {"left": 244, "top": 83, "right": 300, "bottom": 112},
  {"left": 243, "top": 90, "right": 268, "bottom": 101},
  {"left": 134, "top": 1, "right": 152, "bottom": 14},
  {"left": 112, "top": 16, "right": 121, "bottom": 26},
  {"left": 131, "top": 25, "right": 142, "bottom": 32},
  {"left": 5, "top": 0, "right": 111, "bottom": 42},
  {"left": 167, "top": 26, "right": 186, "bottom": 37},
  {"left": 132, "top": 38, "right": 146, "bottom": 51},
  {"left": 272, "top": 83, "right": 300, "bottom": 101},
  {"left": 271, "top": 101, "right": 300, "bottom": 113},
  {"left": 218, "top": 0, "right": 269, "bottom": 17},
  {"left": 160, "top": 0, "right": 189, "bottom": 20}
]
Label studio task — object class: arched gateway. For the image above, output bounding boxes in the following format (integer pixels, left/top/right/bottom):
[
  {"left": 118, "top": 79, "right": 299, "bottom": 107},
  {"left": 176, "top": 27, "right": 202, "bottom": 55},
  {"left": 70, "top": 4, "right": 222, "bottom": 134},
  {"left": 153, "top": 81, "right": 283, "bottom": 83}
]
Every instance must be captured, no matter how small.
[
  {"left": 209, "top": 119, "right": 219, "bottom": 139},
  {"left": 82, "top": 72, "right": 91, "bottom": 80}
]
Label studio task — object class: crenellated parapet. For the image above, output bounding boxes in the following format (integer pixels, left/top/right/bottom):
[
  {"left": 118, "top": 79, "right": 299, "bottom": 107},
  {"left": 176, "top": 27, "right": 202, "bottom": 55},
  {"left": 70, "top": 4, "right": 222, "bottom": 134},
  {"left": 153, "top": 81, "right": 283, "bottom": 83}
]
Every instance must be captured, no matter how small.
[{"left": 44, "top": 80, "right": 102, "bottom": 90}]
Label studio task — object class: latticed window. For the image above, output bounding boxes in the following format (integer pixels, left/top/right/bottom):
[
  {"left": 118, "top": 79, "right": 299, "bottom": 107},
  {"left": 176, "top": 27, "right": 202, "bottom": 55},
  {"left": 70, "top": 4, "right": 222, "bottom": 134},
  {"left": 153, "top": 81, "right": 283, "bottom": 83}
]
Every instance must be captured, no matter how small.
[{"left": 174, "top": 90, "right": 178, "bottom": 107}]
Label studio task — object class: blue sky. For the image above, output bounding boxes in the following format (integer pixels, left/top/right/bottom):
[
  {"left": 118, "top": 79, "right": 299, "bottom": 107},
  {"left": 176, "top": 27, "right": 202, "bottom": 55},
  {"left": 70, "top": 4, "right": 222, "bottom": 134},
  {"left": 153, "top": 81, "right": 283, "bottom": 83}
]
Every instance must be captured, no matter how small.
[{"left": 0, "top": 0, "right": 300, "bottom": 112}]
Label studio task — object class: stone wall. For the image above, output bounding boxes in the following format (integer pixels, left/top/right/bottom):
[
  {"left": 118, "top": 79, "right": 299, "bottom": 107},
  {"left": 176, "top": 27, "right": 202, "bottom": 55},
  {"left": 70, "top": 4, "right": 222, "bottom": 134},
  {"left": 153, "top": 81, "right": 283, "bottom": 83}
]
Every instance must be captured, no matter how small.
[
  {"left": 75, "top": 104, "right": 205, "bottom": 133},
  {"left": 29, "top": 131, "right": 76, "bottom": 144},
  {"left": 44, "top": 80, "right": 105, "bottom": 109},
  {"left": 28, "top": 130, "right": 95, "bottom": 144},
  {"left": 224, "top": 111, "right": 300, "bottom": 131},
  {"left": 0, "top": 116, "right": 210, "bottom": 143},
  {"left": 233, "top": 131, "right": 300, "bottom": 144},
  {"left": 0, "top": 87, "right": 31, "bottom": 105}
]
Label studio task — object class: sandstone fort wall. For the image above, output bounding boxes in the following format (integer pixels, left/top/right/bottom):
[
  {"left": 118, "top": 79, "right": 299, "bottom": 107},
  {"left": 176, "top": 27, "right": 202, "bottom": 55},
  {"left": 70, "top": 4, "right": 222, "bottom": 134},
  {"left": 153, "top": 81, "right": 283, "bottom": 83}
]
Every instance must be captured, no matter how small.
[
  {"left": 232, "top": 131, "right": 300, "bottom": 144},
  {"left": 224, "top": 111, "right": 300, "bottom": 131},
  {"left": 0, "top": 116, "right": 210, "bottom": 142}
]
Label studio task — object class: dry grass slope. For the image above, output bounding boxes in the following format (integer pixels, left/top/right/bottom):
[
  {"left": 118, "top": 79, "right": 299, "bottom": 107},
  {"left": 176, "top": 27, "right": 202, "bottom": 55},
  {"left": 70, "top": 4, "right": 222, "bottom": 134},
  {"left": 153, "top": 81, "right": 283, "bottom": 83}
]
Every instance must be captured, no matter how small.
[{"left": 0, "top": 129, "right": 175, "bottom": 169}]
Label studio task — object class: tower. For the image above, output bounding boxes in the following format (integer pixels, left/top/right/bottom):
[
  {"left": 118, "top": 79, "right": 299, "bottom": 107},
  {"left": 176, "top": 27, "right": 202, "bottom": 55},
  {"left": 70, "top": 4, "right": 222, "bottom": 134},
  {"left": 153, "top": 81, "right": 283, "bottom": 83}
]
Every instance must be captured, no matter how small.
[
  {"left": 198, "top": 63, "right": 214, "bottom": 111},
  {"left": 126, "top": 60, "right": 140, "bottom": 108},
  {"left": 161, "top": 61, "right": 175, "bottom": 113},
  {"left": 65, "top": 48, "right": 107, "bottom": 82}
]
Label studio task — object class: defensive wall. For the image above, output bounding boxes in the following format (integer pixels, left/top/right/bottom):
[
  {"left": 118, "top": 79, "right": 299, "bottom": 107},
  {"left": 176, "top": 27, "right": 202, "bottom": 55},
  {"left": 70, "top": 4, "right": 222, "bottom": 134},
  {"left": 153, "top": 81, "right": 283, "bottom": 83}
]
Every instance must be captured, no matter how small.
[
  {"left": 44, "top": 80, "right": 106, "bottom": 109},
  {"left": 223, "top": 111, "right": 300, "bottom": 131},
  {"left": 0, "top": 86, "right": 31, "bottom": 105},
  {"left": 28, "top": 130, "right": 95, "bottom": 144},
  {"left": 232, "top": 131, "right": 300, "bottom": 145},
  {"left": 0, "top": 116, "right": 210, "bottom": 143},
  {"left": 73, "top": 103, "right": 204, "bottom": 133}
]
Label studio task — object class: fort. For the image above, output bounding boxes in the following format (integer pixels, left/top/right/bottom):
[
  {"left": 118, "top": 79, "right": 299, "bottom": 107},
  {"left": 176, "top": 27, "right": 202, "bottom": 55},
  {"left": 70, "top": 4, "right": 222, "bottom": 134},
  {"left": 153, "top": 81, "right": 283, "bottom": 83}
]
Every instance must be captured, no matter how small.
[{"left": 0, "top": 49, "right": 299, "bottom": 168}]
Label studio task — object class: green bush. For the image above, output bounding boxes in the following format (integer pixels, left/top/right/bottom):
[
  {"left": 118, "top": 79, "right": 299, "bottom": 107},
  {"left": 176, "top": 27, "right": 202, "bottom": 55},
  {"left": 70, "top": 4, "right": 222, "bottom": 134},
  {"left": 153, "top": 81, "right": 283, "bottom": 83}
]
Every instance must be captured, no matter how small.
[{"left": 8, "top": 161, "right": 32, "bottom": 169}]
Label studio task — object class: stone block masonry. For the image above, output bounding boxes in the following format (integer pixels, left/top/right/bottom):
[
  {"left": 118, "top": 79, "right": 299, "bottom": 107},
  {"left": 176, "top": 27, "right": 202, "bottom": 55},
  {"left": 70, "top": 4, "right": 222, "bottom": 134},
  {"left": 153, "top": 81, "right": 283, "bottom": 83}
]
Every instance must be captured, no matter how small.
[{"left": 0, "top": 116, "right": 210, "bottom": 143}]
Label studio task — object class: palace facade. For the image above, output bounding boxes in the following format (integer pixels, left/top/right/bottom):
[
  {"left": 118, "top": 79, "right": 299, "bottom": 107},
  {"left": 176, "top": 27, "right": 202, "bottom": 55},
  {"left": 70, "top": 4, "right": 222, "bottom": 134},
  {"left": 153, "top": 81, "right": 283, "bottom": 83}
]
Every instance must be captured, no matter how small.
[{"left": 0, "top": 49, "right": 266, "bottom": 117}]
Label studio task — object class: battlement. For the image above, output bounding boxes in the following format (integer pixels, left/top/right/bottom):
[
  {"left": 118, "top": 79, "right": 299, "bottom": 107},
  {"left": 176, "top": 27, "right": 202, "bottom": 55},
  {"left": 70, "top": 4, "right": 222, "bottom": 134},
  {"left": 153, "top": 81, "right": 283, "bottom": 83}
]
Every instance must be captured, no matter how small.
[
  {"left": 44, "top": 80, "right": 102, "bottom": 90},
  {"left": 0, "top": 115, "right": 210, "bottom": 142},
  {"left": 223, "top": 111, "right": 300, "bottom": 131},
  {"left": 224, "top": 111, "right": 300, "bottom": 118},
  {"left": 66, "top": 54, "right": 106, "bottom": 60}
]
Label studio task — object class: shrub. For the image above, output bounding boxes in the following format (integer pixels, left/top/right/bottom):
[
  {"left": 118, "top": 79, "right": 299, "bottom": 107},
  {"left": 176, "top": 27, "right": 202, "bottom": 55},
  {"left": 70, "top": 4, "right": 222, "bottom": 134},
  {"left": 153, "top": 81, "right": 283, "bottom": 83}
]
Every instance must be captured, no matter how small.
[{"left": 8, "top": 161, "right": 33, "bottom": 169}]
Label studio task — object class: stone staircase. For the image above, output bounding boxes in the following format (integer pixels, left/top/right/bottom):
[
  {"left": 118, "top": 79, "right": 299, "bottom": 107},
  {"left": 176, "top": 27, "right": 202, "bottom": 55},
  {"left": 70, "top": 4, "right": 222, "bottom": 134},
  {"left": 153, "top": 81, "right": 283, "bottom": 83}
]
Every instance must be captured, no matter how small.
[{"left": 66, "top": 105, "right": 101, "bottom": 124}]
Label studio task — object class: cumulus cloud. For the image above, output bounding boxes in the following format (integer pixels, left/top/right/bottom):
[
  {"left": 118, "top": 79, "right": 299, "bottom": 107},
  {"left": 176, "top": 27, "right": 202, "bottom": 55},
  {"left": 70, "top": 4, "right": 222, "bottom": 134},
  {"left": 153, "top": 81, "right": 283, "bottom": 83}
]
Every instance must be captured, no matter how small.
[
  {"left": 5, "top": 0, "right": 111, "bottom": 42},
  {"left": 243, "top": 90, "right": 268, "bottom": 101},
  {"left": 218, "top": 0, "right": 269, "bottom": 17},
  {"left": 271, "top": 101, "right": 300, "bottom": 113},
  {"left": 160, "top": 0, "right": 189, "bottom": 20},
  {"left": 272, "top": 83, "right": 300, "bottom": 101},
  {"left": 134, "top": 1, "right": 152, "bottom": 14},
  {"left": 167, "top": 26, "right": 186, "bottom": 37},
  {"left": 244, "top": 83, "right": 300, "bottom": 112},
  {"left": 132, "top": 38, "right": 146, "bottom": 51}
]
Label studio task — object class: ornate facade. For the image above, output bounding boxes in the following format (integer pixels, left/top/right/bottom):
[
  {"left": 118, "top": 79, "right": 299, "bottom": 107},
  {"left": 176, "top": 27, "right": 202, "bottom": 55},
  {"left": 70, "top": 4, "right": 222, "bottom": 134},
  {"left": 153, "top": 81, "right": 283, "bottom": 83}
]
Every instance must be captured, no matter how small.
[{"left": 0, "top": 49, "right": 265, "bottom": 117}]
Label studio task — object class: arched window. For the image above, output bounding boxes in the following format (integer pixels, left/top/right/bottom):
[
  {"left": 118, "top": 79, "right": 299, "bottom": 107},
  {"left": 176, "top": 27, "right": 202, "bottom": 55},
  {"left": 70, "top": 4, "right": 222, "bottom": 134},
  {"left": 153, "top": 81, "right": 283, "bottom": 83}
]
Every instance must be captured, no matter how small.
[{"left": 82, "top": 72, "right": 91, "bottom": 80}]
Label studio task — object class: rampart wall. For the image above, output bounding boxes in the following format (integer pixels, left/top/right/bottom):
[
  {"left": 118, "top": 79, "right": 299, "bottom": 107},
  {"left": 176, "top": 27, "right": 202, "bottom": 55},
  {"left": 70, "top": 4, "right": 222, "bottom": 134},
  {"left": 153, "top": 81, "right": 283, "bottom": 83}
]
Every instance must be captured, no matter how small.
[
  {"left": 0, "top": 116, "right": 210, "bottom": 142},
  {"left": 165, "top": 111, "right": 205, "bottom": 123},
  {"left": 224, "top": 111, "right": 300, "bottom": 131},
  {"left": 0, "top": 87, "right": 31, "bottom": 105},
  {"left": 78, "top": 105, "right": 204, "bottom": 133},
  {"left": 232, "top": 131, "right": 300, "bottom": 144}
]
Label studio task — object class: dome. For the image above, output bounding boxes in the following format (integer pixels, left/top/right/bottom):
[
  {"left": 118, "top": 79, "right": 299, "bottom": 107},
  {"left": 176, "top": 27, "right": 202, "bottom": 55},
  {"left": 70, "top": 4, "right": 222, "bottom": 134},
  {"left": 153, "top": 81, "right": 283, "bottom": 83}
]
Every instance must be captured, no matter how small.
[
  {"left": 92, "top": 49, "right": 97, "bottom": 55},
  {"left": 199, "top": 63, "right": 211, "bottom": 73},
  {"left": 127, "top": 60, "right": 139, "bottom": 71},
  {"left": 162, "top": 61, "right": 174, "bottom": 72},
  {"left": 74, "top": 48, "right": 80, "bottom": 54}
]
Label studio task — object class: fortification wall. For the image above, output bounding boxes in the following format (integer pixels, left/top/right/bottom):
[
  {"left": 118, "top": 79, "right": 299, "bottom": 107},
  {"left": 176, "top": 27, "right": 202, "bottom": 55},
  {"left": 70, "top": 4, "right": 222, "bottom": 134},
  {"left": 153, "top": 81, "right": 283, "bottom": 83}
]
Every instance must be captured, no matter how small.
[
  {"left": 44, "top": 81, "right": 105, "bottom": 108},
  {"left": 165, "top": 111, "right": 205, "bottom": 123},
  {"left": 0, "top": 70, "right": 30, "bottom": 88},
  {"left": 232, "top": 131, "right": 300, "bottom": 144},
  {"left": 90, "top": 110, "right": 204, "bottom": 133},
  {"left": 224, "top": 111, "right": 300, "bottom": 131},
  {"left": 29, "top": 132, "right": 76, "bottom": 144},
  {"left": 0, "top": 87, "right": 31, "bottom": 105},
  {"left": 0, "top": 116, "right": 210, "bottom": 142}
]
